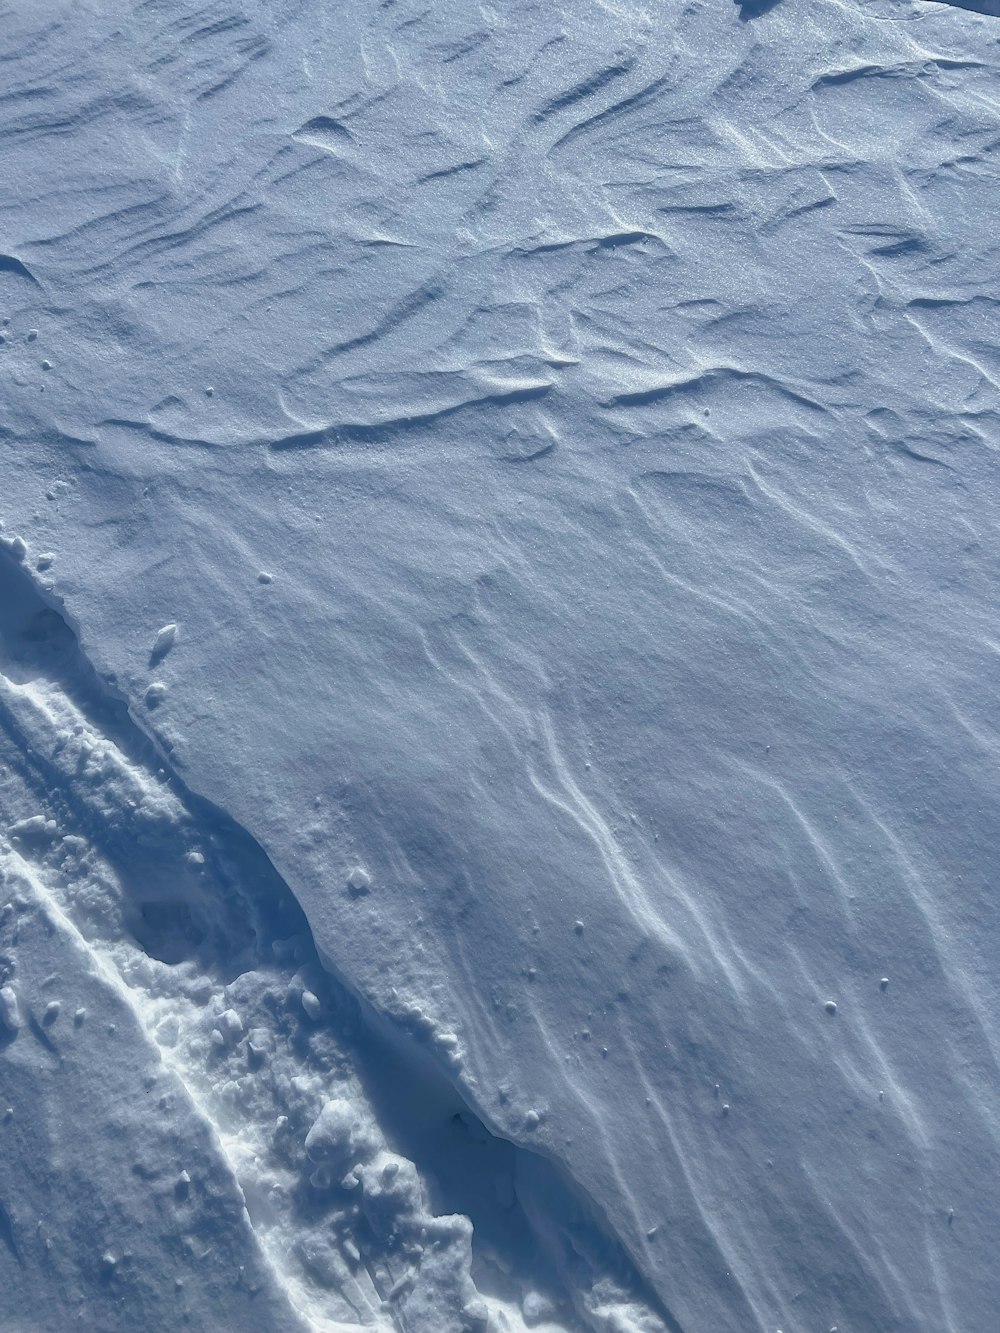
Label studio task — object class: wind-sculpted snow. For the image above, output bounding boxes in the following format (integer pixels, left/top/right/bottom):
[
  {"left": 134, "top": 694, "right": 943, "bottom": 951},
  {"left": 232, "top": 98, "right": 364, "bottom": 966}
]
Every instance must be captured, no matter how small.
[{"left": 2, "top": 1, "right": 1000, "bottom": 1330}]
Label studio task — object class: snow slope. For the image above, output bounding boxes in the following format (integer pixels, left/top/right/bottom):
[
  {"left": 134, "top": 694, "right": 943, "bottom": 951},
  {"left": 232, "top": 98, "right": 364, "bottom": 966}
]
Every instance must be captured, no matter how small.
[{"left": 3, "top": 1, "right": 1000, "bottom": 1330}]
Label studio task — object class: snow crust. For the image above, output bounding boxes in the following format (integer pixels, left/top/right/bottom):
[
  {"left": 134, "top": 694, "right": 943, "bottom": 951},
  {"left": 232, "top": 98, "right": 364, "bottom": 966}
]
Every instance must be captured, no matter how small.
[{"left": 3, "top": 1, "right": 1000, "bottom": 1330}]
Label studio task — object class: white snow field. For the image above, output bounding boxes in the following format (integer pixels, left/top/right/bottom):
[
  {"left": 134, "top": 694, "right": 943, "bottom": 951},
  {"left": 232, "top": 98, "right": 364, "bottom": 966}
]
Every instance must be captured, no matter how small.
[{"left": 2, "top": 0, "right": 1000, "bottom": 1330}]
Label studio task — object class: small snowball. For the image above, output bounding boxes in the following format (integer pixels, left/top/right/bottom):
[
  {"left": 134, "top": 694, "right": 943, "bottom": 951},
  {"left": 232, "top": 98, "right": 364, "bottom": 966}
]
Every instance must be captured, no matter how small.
[
  {"left": 3, "top": 535, "right": 26, "bottom": 562},
  {"left": 41, "top": 359, "right": 51, "bottom": 371},
  {"left": 36, "top": 552, "right": 54, "bottom": 571},
  {"left": 185, "top": 850, "right": 205, "bottom": 867},
  {"left": 524, "top": 1109, "right": 540, "bottom": 1130},
  {"left": 257, "top": 571, "right": 273, "bottom": 584},
  {"left": 0, "top": 985, "right": 22, "bottom": 1033},
  {"left": 43, "top": 1000, "right": 60, "bottom": 1025},
  {"left": 74, "top": 1008, "right": 86, "bottom": 1027},
  {"left": 824, "top": 1000, "right": 838, "bottom": 1016},
  {"left": 301, "top": 990, "right": 321, "bottom": 1020},
  {"left": 574, "top": 920, "right": 585, "bottom": 935},
  {"left": 880, "top": 977, "right": 889, "bottom": 991},
  {"left": 145, "top": 682, "right": 167, "bottom": 707}
]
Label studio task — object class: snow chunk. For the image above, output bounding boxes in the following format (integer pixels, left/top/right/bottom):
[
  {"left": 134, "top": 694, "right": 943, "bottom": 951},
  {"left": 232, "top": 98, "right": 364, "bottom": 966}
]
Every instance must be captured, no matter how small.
[
  {"left": 150, "top": 623, "right": 177, "bottom": 664},
  {"left": 462, "top": 1296, "right": 490, "bottom": 1330},
  {"left": 305, "top": 1098, "right": 375, "bottom": 1170},
  {"left": 347, "top": 866, "right": 372, "bottom": 897},
  {"left": 1, "top": 535, "right": 26, "bottom": 561},
  {"left": 10, "top": 815, "right": 58, "bottom": 845},
  {"left": 522, "top": 1290, "right": 556, "bottom": 1325},
  {"left": 213, "top": 1008, "right": 244, "bottom": 1046},
  {"left": 0, "top": 985, "right": 22, "bottom": 1034}
]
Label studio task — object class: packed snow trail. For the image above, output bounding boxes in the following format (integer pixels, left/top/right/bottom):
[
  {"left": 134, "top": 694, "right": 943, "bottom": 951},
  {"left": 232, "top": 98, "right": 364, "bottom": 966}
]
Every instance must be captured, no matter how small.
[{"left": 0, "top": 544, "right": 667, "bottom": 1333}]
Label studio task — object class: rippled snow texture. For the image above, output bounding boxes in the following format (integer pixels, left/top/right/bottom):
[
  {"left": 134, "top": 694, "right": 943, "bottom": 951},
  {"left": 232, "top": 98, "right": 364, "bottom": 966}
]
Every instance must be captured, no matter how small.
[{"left": 3, "top": 2, "right": 1000, "bottom": 1332}]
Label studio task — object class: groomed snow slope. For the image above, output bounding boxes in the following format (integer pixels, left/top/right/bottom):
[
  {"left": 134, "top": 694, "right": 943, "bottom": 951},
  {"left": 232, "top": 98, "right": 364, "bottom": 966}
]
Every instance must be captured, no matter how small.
[{"left": 3, "top": 1, "right": 1000, "bottom": 1331}]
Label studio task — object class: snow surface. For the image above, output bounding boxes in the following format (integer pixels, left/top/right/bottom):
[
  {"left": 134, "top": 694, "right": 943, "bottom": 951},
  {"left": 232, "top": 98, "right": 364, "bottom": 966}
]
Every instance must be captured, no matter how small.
[{"left": 2, "top": 1, "right": 1000, "bottom": 1331}]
